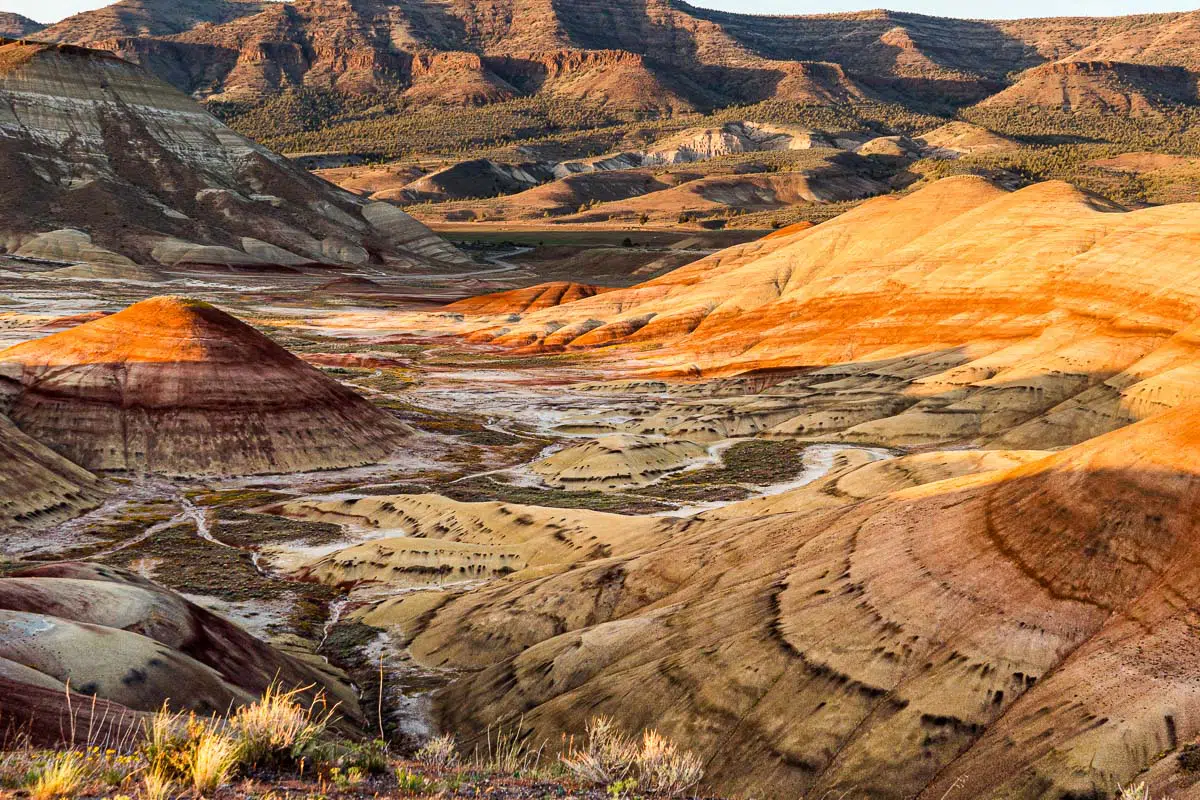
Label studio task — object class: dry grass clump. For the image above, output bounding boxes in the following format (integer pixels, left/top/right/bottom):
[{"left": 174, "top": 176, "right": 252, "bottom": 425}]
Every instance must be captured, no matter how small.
[
  {"left": 227, "top": 684, "right": 333, "bottom": 766},
  {"left": 415, "top": 733, "right": 458, "bottom": 770},
  {"left": 141, "top": 763, "right": 175, "bottom": 800},
  {"left": 180, "top": 725, "right": 241, "bottom": 795},
  {"left": 560, "top": 717, "right": 703, "bottom": 797},
  {"left": 475, "top": 720, "right": 545, "bottom": 776},
  {"left": 1120, "top": 783, "right": 1175, "bottom": 800},
  {"left": 28, "top": 752, "right": 88, "bottom": 800},
  {"left": 136, "top": 683, "right": 336, "bottom": 794}
]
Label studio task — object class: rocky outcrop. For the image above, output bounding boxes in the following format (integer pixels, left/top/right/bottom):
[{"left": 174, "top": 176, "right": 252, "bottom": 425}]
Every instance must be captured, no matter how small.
[
  {"left": 0, "top": 296, "right": 409, "bottom": 477},
  {"left": 978, "top": 59, "right": 1200, "bottom": 115},
  {"left": 0, "top": 38, "right": 465, "bottom": 272},
  {"left": 405, "top": 51, "right": 517, "bottom": 105},
  {"left": 486, "top": 49, "right": 701, "bottom": 113}
]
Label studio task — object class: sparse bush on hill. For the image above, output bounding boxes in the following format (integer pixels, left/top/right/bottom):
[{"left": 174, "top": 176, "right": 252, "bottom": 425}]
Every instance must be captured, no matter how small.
[{"left": 560, "top": 717, "right": 704, "bottom": 798}]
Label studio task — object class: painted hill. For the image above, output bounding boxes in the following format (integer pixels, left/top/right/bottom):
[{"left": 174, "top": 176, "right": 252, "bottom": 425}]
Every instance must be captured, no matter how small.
[
  {"left": 364, "top": 400, "right": 1200, "bottom": 799},
  {"left": 0, "top": 37, "right": 465, "bottom": 272},
  {"left": 416, "top": 175, "right": 1200, "bottom": 454},
  {"left": 0, "top": 561, "right": 358, "bottom": 743},
  {"left": 0, "top": 296, "right": 408, "bottom": 476},
  {"left": 445, "top": 282, "right": 616, "bottom": 315}
]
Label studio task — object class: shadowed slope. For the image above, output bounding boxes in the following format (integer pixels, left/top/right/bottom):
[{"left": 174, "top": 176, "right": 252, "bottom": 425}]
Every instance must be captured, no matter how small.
[
  {"left": 348, "top": 408, "right": 1200, "bottom": 798},
  {"left": 0, "top": 562, "right": 360, "bottom": 742},
  {"left": 0, "top": 296, "right": 407, "bottom": 476},
  {"left": 0, "top": 415, "right": 104, "bottom": 533}
]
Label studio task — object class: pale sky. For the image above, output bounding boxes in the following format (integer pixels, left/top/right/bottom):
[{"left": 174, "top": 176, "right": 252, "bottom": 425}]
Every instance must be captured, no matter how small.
[{"left": 4, "top": 0, "right": 1197, "bottom": 26}]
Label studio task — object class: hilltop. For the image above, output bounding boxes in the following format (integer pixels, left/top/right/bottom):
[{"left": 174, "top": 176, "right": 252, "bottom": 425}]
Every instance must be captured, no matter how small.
[{"left": 0, "top": 297, "right": 408, "bottom": 476}]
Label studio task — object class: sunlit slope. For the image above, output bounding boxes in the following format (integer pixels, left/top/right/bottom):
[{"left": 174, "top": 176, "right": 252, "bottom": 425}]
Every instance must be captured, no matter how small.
[{"left": 453, "top": 176, "right": 1200, "bottom": 449}]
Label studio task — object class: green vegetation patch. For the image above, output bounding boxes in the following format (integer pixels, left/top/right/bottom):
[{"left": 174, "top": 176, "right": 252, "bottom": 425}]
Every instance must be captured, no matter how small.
[
  {"left": 635, "top": 439, "right": 811, "bottom": 503},
  {"left": 210, "top": 511, "right": 344, "bottom": 548}
]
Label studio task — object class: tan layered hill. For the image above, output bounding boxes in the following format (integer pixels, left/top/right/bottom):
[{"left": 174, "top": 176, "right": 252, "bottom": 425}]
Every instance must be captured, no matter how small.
[
  {"left": 0, "top": 296, "right": 407, "bottom": 476},
  {"left": 977, "top": 59, "right": 1200, "bottom": 115},
  {"left": 38, "top": 0, "right": 1200, "bottom": 116},
  {"left": 333, "top": 401, "right": 1200, "bottom": 798},
  {"left": 0, "top": 561, "right": 358, "bottom": 744},
  {"left": 640, "top": 122, "right": 837, "bottom": 165},
  {"left": 394, "top": 159, "right": 554, "bottom": 204},
  {"left": 915, "top": 120, "right": 1019, "bottom": 156},
  {"left": 0, "top": 415, "right": 105, "bottom": 533},
  {"left": 414, "top": 154, "right": 886, "bottom": 225},
  {"left": 0, "top": 38, "right": 465, "bottom": 271},
  {"left": 0, "top": 12, "right": 42, "bottom": 37},
  {"left": 531, "top": 435, "right": 708, "bottom": 490}
]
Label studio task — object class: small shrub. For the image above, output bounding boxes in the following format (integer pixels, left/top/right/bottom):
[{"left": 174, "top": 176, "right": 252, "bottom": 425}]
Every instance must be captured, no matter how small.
[
  {"left": 636, "top": 730, "right": 703, "bottom": 797},
  {"left": 561, "top": 719, "right": 704, "bottom": 797},
  {"left": 228, "top": 684, "right": 332, "bottom": 767},
  {"left": 141, "top": 708, "right": 190, "bottom": 771},
  {"left": 329, "top": 765, "right": 365, "bottom": 788},
  {"left": 28, "top": 752, "right": 89, "bottom": 800},
  {"left": 607, "top": 776, "right": 639, "bottom": 798},
  {"left": 415, "top": 733, "right": 458, "bottom": 770},
  {"left": 345, "top": 739, "right": 390, "bottom": 776},
  {"left": 559, "top": 717, "right": 638, "bottom": 785},
  {"left": 395, "top": 767, "right": 430, "bottom": 795},
  {"left": 1178, "top": 742, "right": 1200, "bottom": 771}
]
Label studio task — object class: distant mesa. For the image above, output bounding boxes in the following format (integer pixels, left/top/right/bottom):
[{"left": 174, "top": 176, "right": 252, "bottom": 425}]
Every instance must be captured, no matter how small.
[
  {"left": 0, "top": 296, "right": 408, "bottom": 476},
  {"left": 0, "top": 12, "right": 42, "bottom": 38}
]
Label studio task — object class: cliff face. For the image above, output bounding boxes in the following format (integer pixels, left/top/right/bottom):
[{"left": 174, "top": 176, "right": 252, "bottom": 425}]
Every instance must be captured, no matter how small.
[
  {"left": 37, "top": 0, "right": 1200, "bottom": 115},
  {"left": 0, "top": 38, "right": 465, "bottom": 270}
]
